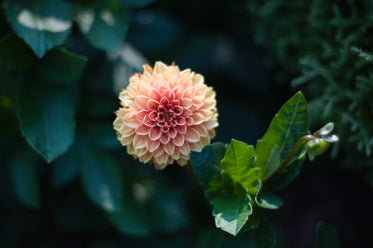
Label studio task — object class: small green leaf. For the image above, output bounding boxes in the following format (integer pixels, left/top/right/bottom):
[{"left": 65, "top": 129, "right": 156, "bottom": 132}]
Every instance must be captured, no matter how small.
[
  {"left": 221, "top": 139, "right": 260, "bottom": 195},
  {"left": 190, "top": 142, "right": 227, "bottom": 191},
  {"left": 75, "top": 5, "right": 129, "bottom": 51},
  {"left": 255, "top": 191, "right": 283, "bottom": 209},
  {"left": 18, "top": 82, "right": 76, "bottom": 163},
  {"left": 4, "top": 0, "right": 73, "bottom": 58},
  {"left": 37, "top": 48, "right": 87, "bottom": 84},
  {"left": 256, "top": 91, "right": 308, "bottom": 177},
  {"left": 80, "top": 139, "right": 124, "bottom": 212},
  {"left": 211, "top": 175, "right": 252, "bottom": 236},
  {"left": 109, "top": 197, "right": 148, "bottom": 236},
  {"left": 0, "top": 33, "right": 37, "bottom": 73},
  {"left": 10, "top": 155, "right": 40, "bottom": 209},
  {"left": 315, "top": 222, "right": 340, "bottom": 248}
]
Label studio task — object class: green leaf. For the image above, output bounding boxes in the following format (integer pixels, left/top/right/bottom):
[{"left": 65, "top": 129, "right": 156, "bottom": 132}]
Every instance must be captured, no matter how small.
[
  {"left": 4, "top": 0, "right": 73, "bottom": 58},
  {"left": 37, "top": 48, "right": 87, "bottom": 84},
  {"left": 109, "top": 197, "right": 148, "bottom": 236},
  {"left": 221, "top": 139, "right": 260, "bottom": 195},
  {"left": 52, "top": 140, "right": 81, "bottom": 187},
  {"left": 18, "top": 82, "right": 76, "bottom": 163},
  {"left": 255, "top": 91, "right": 308, "bottom": 178},
  {"left": 75, "top": 5, "right": 129, "bottom": 51},
  {"left": 80, "top": 139, "right": 125, "bottom": 212},
  {"left": 272, "top": 157, "right": 304, "bottom": 191},
  {"left": 211, "top": 175, "right": 252, "bottom": 236},
  {"left": 255, "top": 191, "right": 283, "bottom": 209},
  {"left": 315, "top": 222, "right": 340, "bottom": 248},
  {"left": 190, "top": 142, "right": 227, "bottom": 191},
  {"left": 10, "top": 155, "right": 40, "bottom": 209},
  {"left": 0, "top": 33, "right": 37, "bottom": 73},
  {"left": 262, "top": 145, "right": 281, "bottom": 181}
]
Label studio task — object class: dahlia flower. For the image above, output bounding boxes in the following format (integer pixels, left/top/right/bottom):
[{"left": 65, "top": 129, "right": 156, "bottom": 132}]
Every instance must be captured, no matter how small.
[{"left": 113, "top": 61, "right": 218, "bottom": 169}]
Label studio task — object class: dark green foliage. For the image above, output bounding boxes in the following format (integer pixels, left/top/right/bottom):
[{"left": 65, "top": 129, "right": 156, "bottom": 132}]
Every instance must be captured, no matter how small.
[
  {"left": 249, "top": 0, "right": 373, "bottom": 157},
  {"left": 4, "top": 0, "right": 73, "bottom": 58},
  {"left": 18, "top": 82, "right": 76, "bottom": 163},
  {"left": 315, "top": 222, "right": 341, "bottom": 248}
]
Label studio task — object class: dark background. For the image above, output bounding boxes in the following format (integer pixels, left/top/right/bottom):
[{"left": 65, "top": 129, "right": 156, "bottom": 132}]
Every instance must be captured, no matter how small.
[{"left": 1, "top": 0, "right": 372, "bottom": 247}]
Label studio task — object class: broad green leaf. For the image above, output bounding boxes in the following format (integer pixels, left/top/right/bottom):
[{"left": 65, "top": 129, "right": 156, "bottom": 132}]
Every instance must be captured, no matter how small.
[
  {"left": 0, "top": 33, "right": 37, "bottom": 73},
  {"left": 10, "top": 155, "right": 40, "bottom": 209},
  {"left": 255, "top": 91, "right": 308, "bottom": 178},
  {"left": 119, "top": 0, "right": 157, "bottom": 8},
  {"left": 272, "top": 157, "right": 304, "bottom": 191},
  {"left": 240, "top": 206, "right": 262, "bottom": 233},
  {"left": 75, "top": 5, "right": 129, "bottom": 51},
  {"left": 263, "top": 145, "right": 281, "bottom": 181},
  {"left": 80, "top": 139, "right": 124, "bottom": 212},
  {"left": 190, "top": 142, "right": 227, "bottom": 191},
  {"left": 37, "top": 48, "right": 87, "bottom": 84},
  {"left": 221, "top": 139, "right": 260, "bottom": 195},
  {"left": 255, "top": 191, "right": 283, "bottom": 209},
  {"left": 4, "top": 0, "right": 73, "bottom": 58},
  {"left": 52, "top": 140, "right": 81, "bottom": 187},
  {"left": 211, "top": 175, "right": 252, "bottom": 236},
  {"left": 109, "top": 197, "right": 148, "bottom": 236},
  {"left": 18, "top": 82, "right": 76, "bottom": 163},
  {"left": 315, "top": 222, "right": 340, "bottom": 248}
]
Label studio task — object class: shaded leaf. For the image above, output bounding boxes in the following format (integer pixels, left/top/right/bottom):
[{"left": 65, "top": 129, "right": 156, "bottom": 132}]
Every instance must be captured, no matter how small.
[
  {"left": 190, "top": 142, "right": 227, "bottom": 191},
  {"left": 0, "top": 33, "right": 37, "bottom": 73},
  {"left": 4, "top": 0, "right": 73, "bottom": 58},
  {"left": 211, "top": 175, "right": 252, "bottom": 236},
  {"left": 80, "top": 139, "right": 124, "bottom": 212},
  {"left": 315, "top": 222, "right": 340, "bottom": 248},
  {"left": 262, "top": 145, "right": 281, "bottom": 181},
  {"left": 37, "top": 48, "right": 87, "bottom": 84},
  {"left": 221, "top": 139, "right": 260, "bottom": 195},
  {"left": 255, "top": 91, "right": 308, "bottom": 177},
  {"left": 75, "top": 5, "right": 129, "bottom": 51},
  {"left": 109, "top": 197, "right": 148, "bottom": 236},
  {"left": 255, "top": 191, "right": 283, "bottom": 209},
  {"left": 10, "top": 155, "right": 40, "bottom": 209},
  {"left": 18, "top": 83, "right": 76, "bottom": 163},
  {"left": 272, "top": 157, "right": 304, "bottom": 191}
]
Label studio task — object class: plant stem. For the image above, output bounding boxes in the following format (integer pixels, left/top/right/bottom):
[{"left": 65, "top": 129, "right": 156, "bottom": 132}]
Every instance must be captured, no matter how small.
[{"left": 264, "top": 135, "right": 313, "bottom": 184}]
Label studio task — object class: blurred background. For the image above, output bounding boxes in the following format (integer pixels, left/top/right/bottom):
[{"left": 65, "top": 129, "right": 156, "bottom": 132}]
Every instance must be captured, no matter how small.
[{"left": 0, "top": 0, "right": 373, "bottom": 247}]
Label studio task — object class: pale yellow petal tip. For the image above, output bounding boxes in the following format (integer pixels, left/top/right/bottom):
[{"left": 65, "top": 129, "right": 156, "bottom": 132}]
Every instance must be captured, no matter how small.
[{"left": 113, "top": 61, "right": 218, "bottom": 170}]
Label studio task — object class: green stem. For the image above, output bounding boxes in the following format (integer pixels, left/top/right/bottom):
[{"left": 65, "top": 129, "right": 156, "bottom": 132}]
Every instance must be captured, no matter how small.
[{"left": 264, "top": 135, "right": 313, "bottom": 184}]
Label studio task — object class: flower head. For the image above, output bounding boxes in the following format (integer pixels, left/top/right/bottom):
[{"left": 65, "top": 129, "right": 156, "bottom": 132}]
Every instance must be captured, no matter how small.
[{"left": 113, "top": 61, "right": 218, "bottom": 169}]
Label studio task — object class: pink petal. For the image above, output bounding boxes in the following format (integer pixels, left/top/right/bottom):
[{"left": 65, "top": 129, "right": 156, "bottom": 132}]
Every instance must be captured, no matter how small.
[
  {"left": 153, "top": 146, "right": 164, "bottom": 157},
  {"left": 189, "top": 142, "right": 203, "bottom": 152},
  {"left": 149, "top": 126, "right": 162, "bottom": 140},
  {"left": 137, "top": 82, "right": 151, "bottom": 96},
  {"left": 173, "top": 133, "right": 185, "bottom": 146},
  {"left": 185, "top": 127, "right": 200, "bottom": 142},
  {"left": 124, "top": 112, "right": 138, "bottom": 128},
  {"left": 160, "top": 96, "right": 169, "bottom": 106},
  {"left": 184, "top": 86, "right": 195, "bottom": 98},
  {"left": 181, "top": 98, "right": 193, "bottom": 108},
  {"left": 147, "top": 99, "right": 159, "bottom": 111},
  {"left": 193, "top": 124, "right": 208, "bottom": 137},
  {"left": 191, "top": 113, "right": 205, "bottom": 125},
  {"left": 185, "top": 116, "right": 195, "bottom": 126},
  {"left": 164, "top": 142, "right": 175, "bottom": 155},
  {"left": 136, "top": 110, "right": 148, "bottom": 123},
  {"left": 177, "top": 125, "right": 187, "bottom": 134},
  {"left": 135, "top": 95, "right": 148, "bottom": 109},
  {"left": 173, "top": 86, "right": 184, "bottom": 99},
  {"left": 149, "top": 88, "right": 162, "bottom": 102},
  {"left": 148, "top": 111, "right": 158, "bottom": 121},
  {"left": 160, "top": 133, "right": 171, "bottom": 144},
  {"left": 178, "top": 143, "right": 190, "bottom": 156},
  {"left": 202, "top": 98, "right": 216, "bottom": 109},
  {"left": 168, "top": 127, "right": 177, "bottom": 138},
  {"left": 176, "top": 116, "right": 186, "bottom": 125},
  {"left": 133, "top": 134, "right": 147, "bottom": 149},
  {"left": 136, "top": 124, "right": 150, "bottom": 135},
  {"left": 144, "top": 117, "right": 156, "bottom": 127},
  {"left": 162, "top": 89, "right": 175, "bottom": 101},
  {"left": 146, "top": 139, "right": 160, "bottom": 152},
  {"left": 173, "top": 106, "right": 183, "bottom": 116}
]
